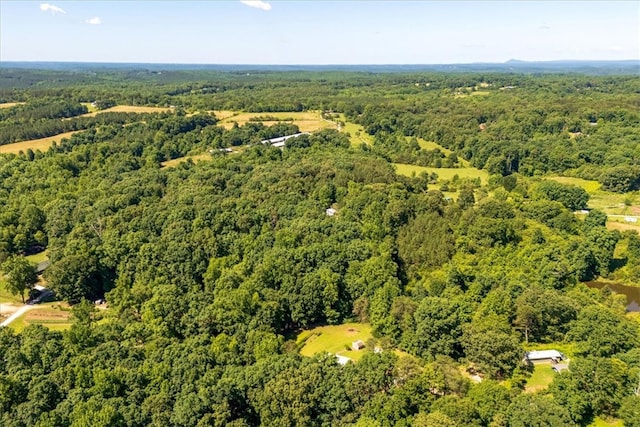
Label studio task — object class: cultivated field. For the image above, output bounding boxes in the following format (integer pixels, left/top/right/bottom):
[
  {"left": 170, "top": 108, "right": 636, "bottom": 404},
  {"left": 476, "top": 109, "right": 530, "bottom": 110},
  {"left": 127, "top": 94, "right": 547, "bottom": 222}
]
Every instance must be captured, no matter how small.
[
  {"left": 394, "top": 163, "right": 489, "bottom": 184},
  {"left": 216, "top": 111, "right": 335, "bottom": 133},
  {"left": 5, "top": 303, "right": 73, "bottom": 333},
  {"left": 0, "top": 131, "right": 81, "bottom": 154}
]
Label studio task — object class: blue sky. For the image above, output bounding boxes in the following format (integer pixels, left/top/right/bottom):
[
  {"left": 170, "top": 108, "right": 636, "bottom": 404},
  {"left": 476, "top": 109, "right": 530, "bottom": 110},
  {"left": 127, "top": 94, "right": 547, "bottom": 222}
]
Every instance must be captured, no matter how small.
[{"left": 1, "top": 1, "right": 638, "bottom": 64}]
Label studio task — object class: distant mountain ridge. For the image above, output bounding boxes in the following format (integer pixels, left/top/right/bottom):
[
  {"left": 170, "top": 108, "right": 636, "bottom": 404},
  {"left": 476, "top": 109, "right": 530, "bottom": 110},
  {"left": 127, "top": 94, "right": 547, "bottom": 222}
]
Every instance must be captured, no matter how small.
[{"left": 1, "top": 59, "right": 638, "bottom": 75}]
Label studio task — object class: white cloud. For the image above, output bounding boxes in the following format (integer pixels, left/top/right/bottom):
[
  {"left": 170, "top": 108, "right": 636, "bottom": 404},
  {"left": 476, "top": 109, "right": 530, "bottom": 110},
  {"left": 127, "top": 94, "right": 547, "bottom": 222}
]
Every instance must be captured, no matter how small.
[
  {"left": 240, "top": 1, "right": 272, "bottom": 11},
  {"left": 85, "top": 17, "right": 102, "bottom": 25},
  {"left": 538, "top": 23, "right": 551, "bottom": 30},
  {"left": 39, "top": 3, "right": 66, "bottom": 14}
]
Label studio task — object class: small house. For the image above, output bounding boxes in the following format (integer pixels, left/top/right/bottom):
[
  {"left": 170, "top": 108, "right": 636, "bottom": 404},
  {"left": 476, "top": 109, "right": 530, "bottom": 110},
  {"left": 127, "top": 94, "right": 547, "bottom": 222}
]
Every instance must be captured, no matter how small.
[
  {"left": 352, "top": 340, "right": 365, "bottom": 351},
  {"left": 326, "top": 208, "right": 337, "bottom": 216}
]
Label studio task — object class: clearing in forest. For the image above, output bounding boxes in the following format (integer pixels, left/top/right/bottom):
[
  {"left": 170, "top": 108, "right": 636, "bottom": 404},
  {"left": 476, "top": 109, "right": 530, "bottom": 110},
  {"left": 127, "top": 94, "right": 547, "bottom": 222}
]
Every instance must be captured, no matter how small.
[
  {"left": 0, "top": 102, "right": 25, "bottom": 109},
  {"left": 6, "top": 303, "right": 73, "bottom": 333},
  {"left": 161, "top": 153, "right": 213, "bottom": 168},
  {"left": 341, "top": 120, "right": 373, "bottom": 147},
  {"left": 216, "top": 111, "right": 335, "bottom": 133},
  {"left": 0, "top": 131, "right": 81, "bottom": 154},
  {"left": 394, "top": 163, "right": 489, "bottom": 184},
  {"left": 297, "top": 323, "right": 374, "bottom": 362},
  {"left": 80, "top": 105, "right": 173, "bottom": 117}
]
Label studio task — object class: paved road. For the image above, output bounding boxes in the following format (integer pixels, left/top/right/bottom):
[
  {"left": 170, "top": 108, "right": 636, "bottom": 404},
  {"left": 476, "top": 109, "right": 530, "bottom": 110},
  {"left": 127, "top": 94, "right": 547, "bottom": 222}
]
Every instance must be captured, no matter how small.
[{"left": 1, "top": 305, "right": 35, "bottom": 327}]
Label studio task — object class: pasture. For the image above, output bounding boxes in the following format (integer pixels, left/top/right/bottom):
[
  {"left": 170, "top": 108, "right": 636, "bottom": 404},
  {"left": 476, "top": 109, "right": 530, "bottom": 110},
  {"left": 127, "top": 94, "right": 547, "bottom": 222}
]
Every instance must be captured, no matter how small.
[
  {"left": 81, "top": 105, "right": 173, "bottom": 117},
  {"left": 0, "top": 102, "right": 25, "bottom": 109},
  {"left": 394, "top": 163, "right": 489, "bottom": 184},
  {"left": 0, "top": 131, "right": 81, "bottom": 154},
  {"left": 216, "top": 111, "right": 334, "bottom": 133},
  {"left": 297, "top": 323, "right": 374, "bottom": 362}
]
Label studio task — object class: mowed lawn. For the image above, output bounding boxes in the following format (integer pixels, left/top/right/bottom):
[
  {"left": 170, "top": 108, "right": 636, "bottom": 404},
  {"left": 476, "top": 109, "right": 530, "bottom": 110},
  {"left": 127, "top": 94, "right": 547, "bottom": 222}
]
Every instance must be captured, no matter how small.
[
  {"left": 394, "top": 163, "right": 489, "bottom": 184},
  {"left": 524, "top": 363, "right": 556, "bottom": 393},
  {"left": 217, "top": 111, "right": 335, "bottom": 133},
  {"left": 0, "top": 131, "right": 81, "bottom": 154},
  {"left": 297, "top": 323, "right": 373, "bottom": 362}
]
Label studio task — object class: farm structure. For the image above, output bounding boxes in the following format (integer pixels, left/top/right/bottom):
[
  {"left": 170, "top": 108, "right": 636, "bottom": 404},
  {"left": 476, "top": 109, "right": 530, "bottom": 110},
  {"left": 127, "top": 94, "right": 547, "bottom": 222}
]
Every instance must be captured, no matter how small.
[
  {"left": 524, "top": 350, "right": 566, "bottom": 364},
  {"left": 260, "top": 133, "right": 310, "bottom": 148}
]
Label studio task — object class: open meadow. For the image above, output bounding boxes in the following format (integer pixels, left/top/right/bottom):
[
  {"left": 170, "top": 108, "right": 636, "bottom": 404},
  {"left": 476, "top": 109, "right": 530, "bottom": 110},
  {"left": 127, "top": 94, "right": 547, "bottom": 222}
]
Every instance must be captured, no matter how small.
[
  {"left": 297, "top": 323, "right": 374, "bottom": 362},
  {"left": 216, "top": 110, "right": 335, "bottom": 133},
  {"left": 0, "top": 130, "right": 81, "bottom": 154},
  {"left": 0, "top": 102, "right": 25, "bottom": 109},
  {"left": 80, "top": 105, "right": 173, "bottom": 117},
  {"left": 394, "top": 162, "right": 489, "bottom": 184},
  {"left": 161, "top": 152, "right": 213, "bottom": 168}
]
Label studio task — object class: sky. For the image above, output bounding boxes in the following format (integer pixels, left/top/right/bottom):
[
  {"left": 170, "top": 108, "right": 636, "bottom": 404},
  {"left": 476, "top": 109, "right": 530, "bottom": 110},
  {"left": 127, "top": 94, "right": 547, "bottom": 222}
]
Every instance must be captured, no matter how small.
[{"left": 1, "top": 1, "right": 638, "bottom": 64}]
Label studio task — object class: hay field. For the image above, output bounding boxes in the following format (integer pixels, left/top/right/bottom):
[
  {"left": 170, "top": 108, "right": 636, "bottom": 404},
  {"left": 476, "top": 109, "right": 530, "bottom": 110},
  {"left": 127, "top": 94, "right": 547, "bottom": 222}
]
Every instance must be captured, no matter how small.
[
  {"left": 161, "top": 153, "right": 213, "bottom": 168},
  {"left": 81, "top": 105, "right": 173, "bottom": 117},
  {"left": 217, "top": 111, "right": 335, "bottom": 133},
  {"left": 0, "top": 131, "right": 81, "bottom": 154},
  {"left": 394, "top": 163, "right": 489, "bottom": 184},
  {"left": 0, "top": 102, "right": 25, "bottom": 109}
]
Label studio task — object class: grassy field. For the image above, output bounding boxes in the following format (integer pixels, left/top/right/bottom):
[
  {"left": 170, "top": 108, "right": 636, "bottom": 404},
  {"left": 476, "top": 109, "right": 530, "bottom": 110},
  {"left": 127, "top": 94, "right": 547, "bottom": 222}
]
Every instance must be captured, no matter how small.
[
  {"left": 0, "top": 131, "right": 81, "bottom": 154},
  {"left": 546, "top": 176, "right": 602, "bottom": 193},
  {"left": 25, "top": 251, "right": 49, "bottom": 264},
  {"left": 216, "top": 111, "right": 334, "bottom": 133},
  {"left": 210, "top": 110, "right": 239, "bottom": 121},
  {"left": 161, "top": 153, "right": 213, "bottom": 168},
  {"left": 454, "top": 90, "right": 491, "bottom": 98},
  {"left": 297, "top": 323, "right": 374, "bottom": 362},
  {"left": 524, "top": 363, "right": 556, "bottom": 393},
  {"left": 589, "top": 417, "right": 623, "bottom": 427},
  {"left": 394, "top": 163, "right": 489, "bottom": 184},
  {"left": 80, "top": 105, "right": 173, "bottom": 117},
  {"left": 341, "top": 120, "right": 374, "bottom": 147},
  {"left": 0, "top": 102, "right": 25, "bottom": 109}
]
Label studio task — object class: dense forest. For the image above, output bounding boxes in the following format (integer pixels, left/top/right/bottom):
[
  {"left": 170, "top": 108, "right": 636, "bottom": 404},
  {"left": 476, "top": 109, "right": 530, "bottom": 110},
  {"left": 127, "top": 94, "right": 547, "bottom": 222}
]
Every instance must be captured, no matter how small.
[{"left": 0, "top": 68, "right": 639, "bottom": 426}]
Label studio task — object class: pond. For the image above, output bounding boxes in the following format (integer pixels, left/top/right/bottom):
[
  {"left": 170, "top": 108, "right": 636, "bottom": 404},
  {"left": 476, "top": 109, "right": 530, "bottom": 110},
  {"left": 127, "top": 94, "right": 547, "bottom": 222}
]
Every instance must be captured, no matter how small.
[{"left": 585, "top": 281, "right": 640, "bottom": 312}]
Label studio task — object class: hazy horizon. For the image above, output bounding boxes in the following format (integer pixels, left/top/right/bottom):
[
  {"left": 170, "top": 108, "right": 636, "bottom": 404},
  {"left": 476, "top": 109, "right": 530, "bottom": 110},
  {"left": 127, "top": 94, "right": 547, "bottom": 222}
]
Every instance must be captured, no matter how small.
[{"left": 1, "top": 1, "right": 638, "bottom": 65}]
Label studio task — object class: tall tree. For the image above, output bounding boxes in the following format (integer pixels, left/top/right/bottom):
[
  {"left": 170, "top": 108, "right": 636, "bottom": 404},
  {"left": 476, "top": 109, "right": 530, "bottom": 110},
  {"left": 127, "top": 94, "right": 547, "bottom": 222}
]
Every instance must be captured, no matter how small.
[{"left": 1, "top": 256, "right": 37, "bottom": 303}]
